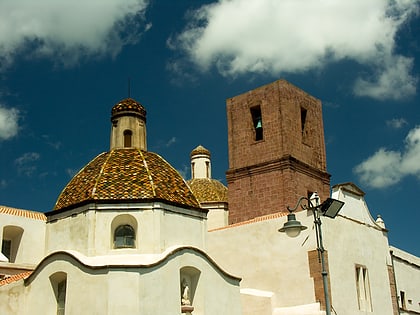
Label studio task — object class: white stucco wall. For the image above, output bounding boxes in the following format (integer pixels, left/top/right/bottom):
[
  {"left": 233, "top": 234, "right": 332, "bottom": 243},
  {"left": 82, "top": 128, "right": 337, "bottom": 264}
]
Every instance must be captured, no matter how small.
[
  {"left": 208, "top": 210, "right": 321, "bottom": 315},
  {"left": 0, "top": 212, "right": 46, "bottom": 265},
  {"left": 0, "top": 248, "right": 241, "bottom": 315},
  {"left": 208, "top": 185, "right": 401, "bottom": 315},
  {"left": 391, "top": 246, "right": 420, "bottom": 314},
  {"left": 45, "top": 202, "right": 207, "bottom": 256},
  {"left": 327, "top": 184, "right": 394, "bottom": 315}
]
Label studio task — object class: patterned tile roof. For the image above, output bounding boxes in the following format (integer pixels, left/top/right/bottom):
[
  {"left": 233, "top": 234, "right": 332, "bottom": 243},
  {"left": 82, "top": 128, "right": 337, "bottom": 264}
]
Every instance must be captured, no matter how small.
[
  {"left": 0, "top": 206, "right": 46, "bottom": 221},
  {"left": 0, "top": 271, "right": 32, "bottom": 286},
  {"left": 187, "top": 178, "right": 227, "bottom": 203},
  {"left": 54, "top": 149, "right": 201, "bottom": 210},
  {"left": 111, "top": 98, "right": 146, "bottom": 121},
  {"left": 190, "top": 145, "right": 210, "bottom": 158}
]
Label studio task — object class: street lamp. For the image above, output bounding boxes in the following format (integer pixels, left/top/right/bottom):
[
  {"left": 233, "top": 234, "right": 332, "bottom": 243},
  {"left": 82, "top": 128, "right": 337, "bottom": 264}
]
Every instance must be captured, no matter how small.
[{"left": 278, "top": 193, "right": 344, "bottom": 315}]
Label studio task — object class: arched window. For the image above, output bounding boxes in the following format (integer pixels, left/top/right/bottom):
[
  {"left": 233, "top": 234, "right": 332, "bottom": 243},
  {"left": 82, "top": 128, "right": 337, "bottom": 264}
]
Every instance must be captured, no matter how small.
[
  {"left": 123, "top": 130, "right": 132, "bottom": 147},
  {"left": 114, "top": 224, "right": 135, "bottom": 248}
]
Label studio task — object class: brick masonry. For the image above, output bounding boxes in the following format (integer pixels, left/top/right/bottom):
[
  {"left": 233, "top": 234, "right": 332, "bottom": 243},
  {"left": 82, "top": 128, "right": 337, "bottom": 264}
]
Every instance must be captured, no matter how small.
[
  {"left": 226, "top": 79, "right": 331, "bottom": 224},
  {"left": 387, "top": 265, "right": 399, "bottom": 315},
  {"left": 308, "top": 249, "right": 331, "bottom": 311}
]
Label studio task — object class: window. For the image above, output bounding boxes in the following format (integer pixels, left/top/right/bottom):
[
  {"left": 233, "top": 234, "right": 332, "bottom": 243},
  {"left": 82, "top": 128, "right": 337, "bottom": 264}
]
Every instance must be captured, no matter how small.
[
  {"left": 57, "top": 279, "right": 67, "bottom": 315},
  {"left": 250, "top": 106, "right": 263, "bottom": 141},
  {"left": 50, "top": 272, "right": 67, "bottom": 315},
  {"left": 1, "top": 239, "right": 11, "bottom": 261},
  {"left": 2, "top": 226, "right": 24, "bottom": 263},
  {"left": 123, "top": 130, "right": 132, "bottom": 147},
  {"left": 205, "top": 161, "right": 210, "bottom": 178},
  {"left": 400, "top": 291, "right": 406, "bottom": 309},
  {"left": 356, "top": 265, "right": 372, "bottom": 312},
  {"left": 114, "top": 224, "right": 135, "bottom": 248},
  {"left": 301, "top": 108, "right": 307, "bottom": 135}
]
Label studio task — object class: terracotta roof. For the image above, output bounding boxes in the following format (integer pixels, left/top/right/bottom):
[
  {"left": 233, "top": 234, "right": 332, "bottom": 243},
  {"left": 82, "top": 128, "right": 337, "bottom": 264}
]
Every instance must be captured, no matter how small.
[
  {"left": 187, "top": 178, "right": 227, "bottom": 203},
  {"left": 0, "top": 206, "right": 46, "bottom": 221},
  {"left": 111, "top": 98, "right": 146, "bottom": 121},
  {"left": 0, "top": 271, "right": 32, "bottom": 286},
  {"left": 209, "top": 211, "right": 288, "bottom": 231},
  {"left": 54, "top": 149, "right": 201, "bottom": 210},
  {"left": 190, "top": 145, "right": 210, "bottom": 158}
]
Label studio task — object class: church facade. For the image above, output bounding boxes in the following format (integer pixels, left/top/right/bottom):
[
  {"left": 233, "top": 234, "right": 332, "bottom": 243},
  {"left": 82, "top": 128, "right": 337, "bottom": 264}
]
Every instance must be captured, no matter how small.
[{"left": 1, "top": 80, "right": 419, "bottom": 315}]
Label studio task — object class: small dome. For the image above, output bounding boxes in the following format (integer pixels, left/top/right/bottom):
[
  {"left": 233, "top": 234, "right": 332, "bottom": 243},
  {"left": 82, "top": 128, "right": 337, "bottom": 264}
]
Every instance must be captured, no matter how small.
[
  {"left": 190, "top": 145, "right": 210, "bottom": 158},
  {"left": 54, "top": 149, "right": 200, "bottom": 211},
  {"left": 111, "top": 98, "right": 146, "bottom": 121},
  {"left": 187, "top": 178, "right": 227, "bottom": 203}
]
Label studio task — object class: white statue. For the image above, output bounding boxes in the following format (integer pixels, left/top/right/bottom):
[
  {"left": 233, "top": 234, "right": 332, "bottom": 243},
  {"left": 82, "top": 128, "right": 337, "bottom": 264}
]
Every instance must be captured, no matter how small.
[{"left": 181, "top": 279, "right": 191, "bottom": 305}]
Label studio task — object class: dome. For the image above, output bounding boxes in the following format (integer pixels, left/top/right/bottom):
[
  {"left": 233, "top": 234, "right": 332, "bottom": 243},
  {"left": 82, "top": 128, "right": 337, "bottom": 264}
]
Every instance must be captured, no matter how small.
[
  {"left": 190, "top": 145, "right": 210, "bottom": 158},
  {"left": 54, "top": 149, "right": 201, "bottom": 211},
  {"left": 111, "top": 98, "right": 146, "bottom": 122},
  {"left": 187, "top": 178, "right": 227, "bottom": 203}
]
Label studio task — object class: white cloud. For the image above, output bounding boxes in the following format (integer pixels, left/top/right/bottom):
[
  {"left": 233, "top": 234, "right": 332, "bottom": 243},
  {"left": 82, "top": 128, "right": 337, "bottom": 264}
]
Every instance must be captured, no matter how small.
[
  {"left": 0, "top": 179, "right": 7, "bottom": 189},
  {"left": 172, "top": 0, "right": 419, "bottom": 99},
  {"left": 386, "top": 118, "right": 408, "bottom": 129},
  {"left": 15, "top": 152, "right": 40, "bottom": 176},
  {"left": 0, "top": 0, "right": 149, "bottom": 70},
  {"left": 353, "top": 55, "right": 417, "bottom": 100},
  {"left": 354, "top": 126, "right": 420, "bottom": 188},
  {"left": 165, "top": 136, "right": 177, "bottom": 147},
  {"left": 0, "top": 104, "right": 19, "bottom": 140}
]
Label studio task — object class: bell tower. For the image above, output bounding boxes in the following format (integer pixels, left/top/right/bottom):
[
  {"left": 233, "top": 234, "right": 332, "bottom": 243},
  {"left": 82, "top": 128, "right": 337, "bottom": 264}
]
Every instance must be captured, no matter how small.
[
  {"left": 226, "top": 80, "right": 331, "bottom": 224},
  {"left": 110, "top": 98, "right": 147, "bottom": 150}
]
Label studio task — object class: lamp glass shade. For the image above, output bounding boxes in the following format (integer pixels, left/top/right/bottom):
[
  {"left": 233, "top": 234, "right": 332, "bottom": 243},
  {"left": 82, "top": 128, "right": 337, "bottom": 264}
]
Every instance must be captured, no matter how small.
[
  {"left": 320, "top": 198, "right": 344, "bottom": 218},
  {"left": 278, "top": 213, "right": 308, "bottom": 237}
]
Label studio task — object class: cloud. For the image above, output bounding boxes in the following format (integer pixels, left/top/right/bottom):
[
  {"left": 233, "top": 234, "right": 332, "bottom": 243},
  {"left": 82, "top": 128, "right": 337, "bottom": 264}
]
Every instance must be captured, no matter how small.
[
  {"left": 66, "top": 168, "right": 80, "bottom": 178},
  {"left": 0, "top": 104, "right": 20, "bottom": 140},
  {"left": 171, "top": 0, "right": 419, "bottom": 99},
  {"left": 353, "top": 55, "right": 417, "bottom": 100},
  {"left": 14, "top": 152, "right": 40, "bottom": 176},
  {"left": 354, "top": 126, "right": 420, "bottom": 188},
  {"left": 177, "top": 164, "right": 190, "bottom": 180},
  {"left": 386, "top": 118, "right": 408, "bottom": 129},
  {"left": 0, "top": 0, "right": 150, "bottom": 70},
  {"left": 165, "top": 136, "right": 177, "bottom": 147},
  {"left": 0, "top": 179, "right": 7, "bottom": 189}
]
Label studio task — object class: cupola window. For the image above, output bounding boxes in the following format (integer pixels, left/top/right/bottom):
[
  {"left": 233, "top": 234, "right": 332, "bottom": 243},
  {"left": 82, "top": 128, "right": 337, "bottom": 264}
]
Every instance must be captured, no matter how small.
[
  {"left": 123, "top": 130, "right": 133, "bottom": 148},
  {"left": 114, "top": 224, "right": 135, "bottom": 248}
]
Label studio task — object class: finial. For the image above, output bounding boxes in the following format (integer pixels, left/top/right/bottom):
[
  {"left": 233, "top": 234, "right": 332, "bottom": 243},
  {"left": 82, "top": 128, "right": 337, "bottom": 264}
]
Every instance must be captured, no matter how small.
[{"left": 128, "top": 77, "right": 131, "bottom": 98}]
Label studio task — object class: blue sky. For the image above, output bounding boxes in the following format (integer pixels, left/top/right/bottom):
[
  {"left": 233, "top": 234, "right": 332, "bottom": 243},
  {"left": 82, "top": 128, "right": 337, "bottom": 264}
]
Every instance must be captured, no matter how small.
[{"left": 0, "top": 0, "right": 419, "bottom": 256}]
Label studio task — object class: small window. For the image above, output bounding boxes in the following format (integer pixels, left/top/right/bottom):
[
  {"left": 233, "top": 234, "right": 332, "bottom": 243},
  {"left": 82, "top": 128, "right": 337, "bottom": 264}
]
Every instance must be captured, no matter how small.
[
  {"left": 2, "top": 226, "right": 24, "bottom": 263},
  {"left": 123, "top": 130, "right": 132, "bottom": 148},
  {"left": 57, "top": 279, "right": 67, "bottom": 315},
  {"left": 400, "top": 291, "right": 406, "bottom": 309},
  {"left": 250, "top": 106, "right": 263, "bottom": 141},
  {"left": 356, "top": 265, "right": 372, "bottom": 312},
  {"left": 301, "top": 108, "right": 307, "bottom": 133},
  {"left": 205, "top": 161, "right": 210, "bottom": 178},
  {"left": 114, "top": 224, "right": 135, "bottom": 248},
  {"left": 50, "top": 272, "right": 67, "bottom": 315}
]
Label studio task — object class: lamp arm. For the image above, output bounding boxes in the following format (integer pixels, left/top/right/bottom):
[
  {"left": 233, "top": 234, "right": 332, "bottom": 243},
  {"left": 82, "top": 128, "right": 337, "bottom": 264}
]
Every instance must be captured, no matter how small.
[{"left": 287, "top": 196, "right": 314, "bottom": 213}]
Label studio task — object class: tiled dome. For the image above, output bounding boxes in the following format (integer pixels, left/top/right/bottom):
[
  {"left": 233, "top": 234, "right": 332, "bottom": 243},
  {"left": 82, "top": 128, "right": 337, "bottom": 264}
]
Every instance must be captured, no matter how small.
[
  {"left": 187, "top": 178, "right": 227, "bottom": 203},
  {"left": 111, "top": 98, "right": 146, "bottom": 121},
  {"left": 54, "top": 149, "right": 201, "bottom": 211},
  {"left": 190, "top": 145, "right": 210, "bottom": 158}
]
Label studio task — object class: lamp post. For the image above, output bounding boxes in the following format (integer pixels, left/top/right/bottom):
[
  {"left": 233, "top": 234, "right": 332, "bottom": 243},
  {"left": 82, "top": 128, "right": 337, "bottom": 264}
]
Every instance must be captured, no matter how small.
[{"left": 278, "top": 193, "right": 344, "bottom": 315}]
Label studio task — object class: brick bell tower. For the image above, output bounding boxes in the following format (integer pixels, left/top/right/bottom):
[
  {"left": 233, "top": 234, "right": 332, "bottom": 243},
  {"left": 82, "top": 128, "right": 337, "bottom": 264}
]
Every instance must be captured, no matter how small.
[{"left": 226, "top": 80, "right": 331, "bottom": 224}]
